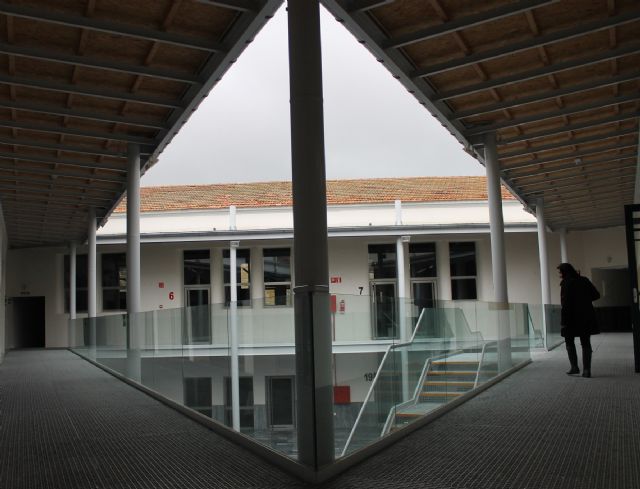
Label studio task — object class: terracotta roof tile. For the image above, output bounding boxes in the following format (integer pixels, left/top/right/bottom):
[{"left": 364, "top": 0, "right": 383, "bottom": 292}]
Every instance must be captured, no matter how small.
[{"left": 115, "top": 176, "right": 514, "bottom": 213}]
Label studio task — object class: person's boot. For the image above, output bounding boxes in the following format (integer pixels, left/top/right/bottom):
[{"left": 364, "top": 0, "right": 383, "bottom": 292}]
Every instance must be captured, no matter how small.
[
  {"left": 582, "top": 348, "right": 592, "bottom": 378},
  {"left": 566, "top": 348, "right": 580, "bottom": 375}
]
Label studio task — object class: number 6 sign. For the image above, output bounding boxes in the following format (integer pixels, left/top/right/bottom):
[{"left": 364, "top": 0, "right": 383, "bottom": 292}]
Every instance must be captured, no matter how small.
[{"left": 169, "top": 291, "right": 175, "bottom": 300}]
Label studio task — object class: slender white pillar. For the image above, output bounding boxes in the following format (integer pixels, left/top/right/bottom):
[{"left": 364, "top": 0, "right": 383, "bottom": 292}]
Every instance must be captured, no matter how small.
[
  {"left": 68, "top": 241, "right": 77, "bottom": 350},
  {"left": 484, "top": 133, "right": 508, "bottom": 304},
  {"left": 559, "top": 228, "right": 568, "bottom": 263},
  {"left": 229, "top": 205, "right": 237, "bottom": 230},
  {"left": 397, "top": 235, "right": 410, "bottom": 400},
  {"left": 229, "top": 240, "right": 240, "bottom": 431},
  {"left": 536, "top": 199, "right": 551, "bottom": 349},
  {"left": 127, "top": 143, "right": 141, "bottom": 315},
  {"left": 126, "top": 143, "right": 141, "bottom": 381},
  {"left": 485, "top": 132, "right": 511, "bottom": 370},
  {"left": 88, "top": 208, "right": 97, "bottom": 318},
  {"left": 69, "top": 242, "right": 77, "bottom": 320},
  {"left": 87, "top": 208, "right": 97, "bottom": 358},
  {"left": 436, "top": 241, "right": 452, "bottom": 302},
  {"left": 288, "top": 0, "right": 334, "bottom": 468}
]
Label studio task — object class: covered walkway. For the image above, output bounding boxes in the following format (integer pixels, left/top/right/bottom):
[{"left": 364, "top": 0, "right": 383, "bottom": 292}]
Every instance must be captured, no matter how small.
[{"left": 0, "top": 333, "right": 638, "bottom": 489}]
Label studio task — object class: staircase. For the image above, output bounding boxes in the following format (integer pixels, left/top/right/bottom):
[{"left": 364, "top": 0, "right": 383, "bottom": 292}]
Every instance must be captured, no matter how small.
[{"left": 393, "top": 351, "right": 497, "bottom": 429}]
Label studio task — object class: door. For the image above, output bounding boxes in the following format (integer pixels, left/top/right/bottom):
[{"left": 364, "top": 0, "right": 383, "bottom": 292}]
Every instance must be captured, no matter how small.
[
  {"left": 184, "top": 287, "right": 211, "bottom": 344},
  {"left": 623, "top": 204, "right": 640, "bottom": 373},
  {"left": 411, "top": 280, "right": 438, "bottom": 337},
  {"left": 267, "top": 376, "right": 295, "bottom": 429},
  {"left": 371, "top": 281, "right": 397, "bottom": 339},
  {"left": 9, "top": 296, "right": 45, "bottom": 348}
]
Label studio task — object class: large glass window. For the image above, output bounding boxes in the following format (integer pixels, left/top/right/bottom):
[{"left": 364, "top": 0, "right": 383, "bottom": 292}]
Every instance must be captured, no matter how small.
[
  {"left": 263, "top": 248, "right": 291, "bottom": 306},
  {"left": 102, "top": 253, "right": 127, "bottom": 310},
  {"left": 223, "top": 249, "right": 251, "bottom": 306},
  {"left": 368, "top": 244, "right": 396, "bottom": 279},
  {"left": 449, "top": 242, "right": 477, "bottom": 300},
  {"left": 184, "top": 250, "right": 210, "bottom": 285},
  {"left": 184, "top": 377, "right": 212, "bottom": 418},
  {"left": 409, "top": 242, "right": 437, "bottom": 278},
  {"left": 224, "top": 377, "right": 254, "bottom": 429},
  {"left": 64, "top": 254, "right": 88, "bottom": 313}
]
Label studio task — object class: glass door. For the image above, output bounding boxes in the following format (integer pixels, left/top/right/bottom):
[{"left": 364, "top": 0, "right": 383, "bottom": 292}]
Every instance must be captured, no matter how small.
[
  {"left": 184, "top": 287, "right": 211, "bottom": 344},
  {"left": 623, "top": 204, "right": 640, "bottom": 373},
  {"left": 371, "top": 281, "right": 397, "bottom": 339},
  {"left": 267, "top": 376, "right": 295, "bottom": 429},
  {"left": 411, "top": 280, "right": 437, "bottom": 337}
]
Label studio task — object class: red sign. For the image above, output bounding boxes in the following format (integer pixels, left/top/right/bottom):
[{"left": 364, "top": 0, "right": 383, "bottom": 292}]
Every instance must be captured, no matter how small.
[
  {"left": 334, "top": 386, "right": 351, "bottom": 404},
  {"left": 330, "top": 294, "right": 337, "bottom": 313},
  {"left": 330, "top": 276, "right": 342, "bottom": 284},
  {"left": 158, "top": 282, "right": 165, "bottom": 288}
]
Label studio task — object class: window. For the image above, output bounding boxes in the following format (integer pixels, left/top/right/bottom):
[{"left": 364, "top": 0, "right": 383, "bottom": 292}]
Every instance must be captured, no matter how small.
[
  {"left": 224, "top": 377, "right": 254, "bottom": 429},
  {"left": 102, "top": 253, "right": 127, "bottom": 310},
  {"left": 223, "top": 249, "right": 251, "bottom": 306},
  {"left": 184, "top": 250, "right": 210, "bottom": 285},
  {"left": 184, "top": 377, "right": 212, "bottom": 418},
  {"left": 449, "top": 242, "right": 477, "bottom": 300},
  {"left": 409, "top": 242, "right": 437, "bottom": 278},
  {"left": 64, "top": 254, "right": 88, "bottom": 313},
  {"left": 368, "top": 244, "right": 396, "bottom": 279},
  {"left": 263, "top": 248, "right": 291, "bottom": 306}
]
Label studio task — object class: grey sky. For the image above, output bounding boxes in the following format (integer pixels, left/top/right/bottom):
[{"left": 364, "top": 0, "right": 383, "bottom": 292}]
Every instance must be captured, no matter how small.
[{"left": 141, "top": 5, "right": 484, "bottom": 187}]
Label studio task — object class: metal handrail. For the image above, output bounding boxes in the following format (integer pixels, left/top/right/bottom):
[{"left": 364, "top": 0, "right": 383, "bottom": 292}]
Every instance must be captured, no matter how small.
[
  {"left": 473, "top": 340, "right": 497, "bottom": 388},
  {"left": 340, "top": 308, "right": 426, "bottom": 457}
]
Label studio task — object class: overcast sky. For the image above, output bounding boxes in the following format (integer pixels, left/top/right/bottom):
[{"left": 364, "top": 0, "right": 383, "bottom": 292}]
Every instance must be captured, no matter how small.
[{"left": 141, "top": 5, "right": 484, "bottom": 187}]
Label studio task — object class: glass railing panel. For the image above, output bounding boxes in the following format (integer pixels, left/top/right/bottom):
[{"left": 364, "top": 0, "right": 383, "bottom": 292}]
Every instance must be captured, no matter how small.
[{"left": 545, "top": 304, "right": 563, "bottom": 349}]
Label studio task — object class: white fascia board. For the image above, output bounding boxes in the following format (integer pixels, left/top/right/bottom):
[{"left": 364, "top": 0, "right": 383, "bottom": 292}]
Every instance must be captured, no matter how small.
[{"left": 96, "top": 222, "right": 538, "bottom": 244}]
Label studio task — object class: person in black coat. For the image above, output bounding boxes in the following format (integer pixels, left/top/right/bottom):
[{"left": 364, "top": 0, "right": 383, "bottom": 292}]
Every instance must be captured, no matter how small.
[{"left": 558, "top": 263, "right": 601, "bottom": 378}]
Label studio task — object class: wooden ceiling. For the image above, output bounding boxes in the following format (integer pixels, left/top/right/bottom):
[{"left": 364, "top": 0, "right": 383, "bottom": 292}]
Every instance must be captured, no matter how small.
[
  {"left": 0, "top": 0, "right": 281, "bottom": 248},
  {"left": 322, "top": 0, "right": 640, "bottom": 231}
]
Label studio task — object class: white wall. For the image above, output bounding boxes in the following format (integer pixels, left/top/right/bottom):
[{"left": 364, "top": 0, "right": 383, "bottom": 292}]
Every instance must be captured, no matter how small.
[{"left": 99, "top": 200, "right": 536, "bottom": 237}]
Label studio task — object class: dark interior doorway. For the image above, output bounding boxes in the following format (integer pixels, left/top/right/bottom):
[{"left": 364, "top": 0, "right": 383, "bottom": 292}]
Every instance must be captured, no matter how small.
[
  {"left": 10, "top": 297, "right": 45, "bottom": 348},
  {"left": 591, "top": 268, "right": 632, "bottom": 332}
]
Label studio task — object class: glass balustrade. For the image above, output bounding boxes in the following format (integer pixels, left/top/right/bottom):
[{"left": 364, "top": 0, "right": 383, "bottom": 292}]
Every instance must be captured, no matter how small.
[{"left": 69, "top": 294, "right": 541, "bottom": 465}]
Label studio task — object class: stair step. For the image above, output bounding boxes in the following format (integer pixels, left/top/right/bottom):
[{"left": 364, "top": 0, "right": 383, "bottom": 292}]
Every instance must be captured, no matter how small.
[
  {"left": 420, "top": 391, "right": 463, "bottom": 399},
  {"left": 433, "top": 360, "right": 479, "bottom": 365},
  {"left": 428, "top": 370, "right": 477, "bottom": 376},
  {"left": 424, "top": 381, "right": 475, "bottom": 387}
]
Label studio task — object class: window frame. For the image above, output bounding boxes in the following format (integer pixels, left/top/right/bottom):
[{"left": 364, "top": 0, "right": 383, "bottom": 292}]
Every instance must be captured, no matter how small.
[
  {"left": 263, "top": 248, "right": 292, "bottom": 307},
  {"left": 63, "top": 253, "right": 89, "bottom": 313},
  {"left": 223, "top": 248, "right": 251, "bottom": 307},
  {"left": 449, "top": 242, "right": 478, "bottom": 300},
  {"left": 101, "top": 252, "right": 127, "bottom": 311}
]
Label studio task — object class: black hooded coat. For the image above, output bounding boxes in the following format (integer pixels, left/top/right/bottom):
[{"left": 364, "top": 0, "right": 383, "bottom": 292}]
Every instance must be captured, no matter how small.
[{"left": 560, "top": 275, "right": 601, "bottom": 337}]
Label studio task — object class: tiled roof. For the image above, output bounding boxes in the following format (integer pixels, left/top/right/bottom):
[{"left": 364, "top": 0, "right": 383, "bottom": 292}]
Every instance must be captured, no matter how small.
[{"left": 115, "top": 177, "right": 515, "bottom": 213}]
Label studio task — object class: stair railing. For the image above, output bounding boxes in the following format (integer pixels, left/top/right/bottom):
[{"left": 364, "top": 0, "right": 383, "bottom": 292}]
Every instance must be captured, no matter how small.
[
  {"left": 340, "top": 308, "right": 427, "bottom": 457},
  {"left": 473, "top": 340, "right": 497, "bottom": 388}
]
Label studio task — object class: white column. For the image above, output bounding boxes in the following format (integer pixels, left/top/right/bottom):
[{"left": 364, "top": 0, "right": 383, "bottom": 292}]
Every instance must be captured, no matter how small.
[
  {"left": 127, "top": 143, "right": 141, "bottom": 315},
  {"left": 229, "top": 240, "right": 240, "bottom": 431},
  {"left": 436, "top": 241, "right": 452, "bottom": 302},
  {"left": 126, "top": 143, "right": 142, "bottom": 381},
  {"left": 68, "top": 241, "right": 77, "bottom": 349},
  {"left": 397, "top": 234, "right": 410, "bottom": 400},
  {"left": 559, "top": 228, "right": 568, "bottom": 263},
  {"left": 69, "top": 242, "right": 77, "bottom": 320},
  {"left": 536, "top": 199, "right": 551, "bottom": 349},
  {"left": 87, "top": 208, "right": 97, "bottom": 358},
  {"left": 485, "top": 132, "right": 511, "bottom": 370},
  {"left": 288, "top": 0, "right": 334, "bottom": 468},
  {"left": 484, "top": 133, "right": 508, "bottom": 304},
  {"left": 229, "top": 205, "right": 237, "bottom": 231}
]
